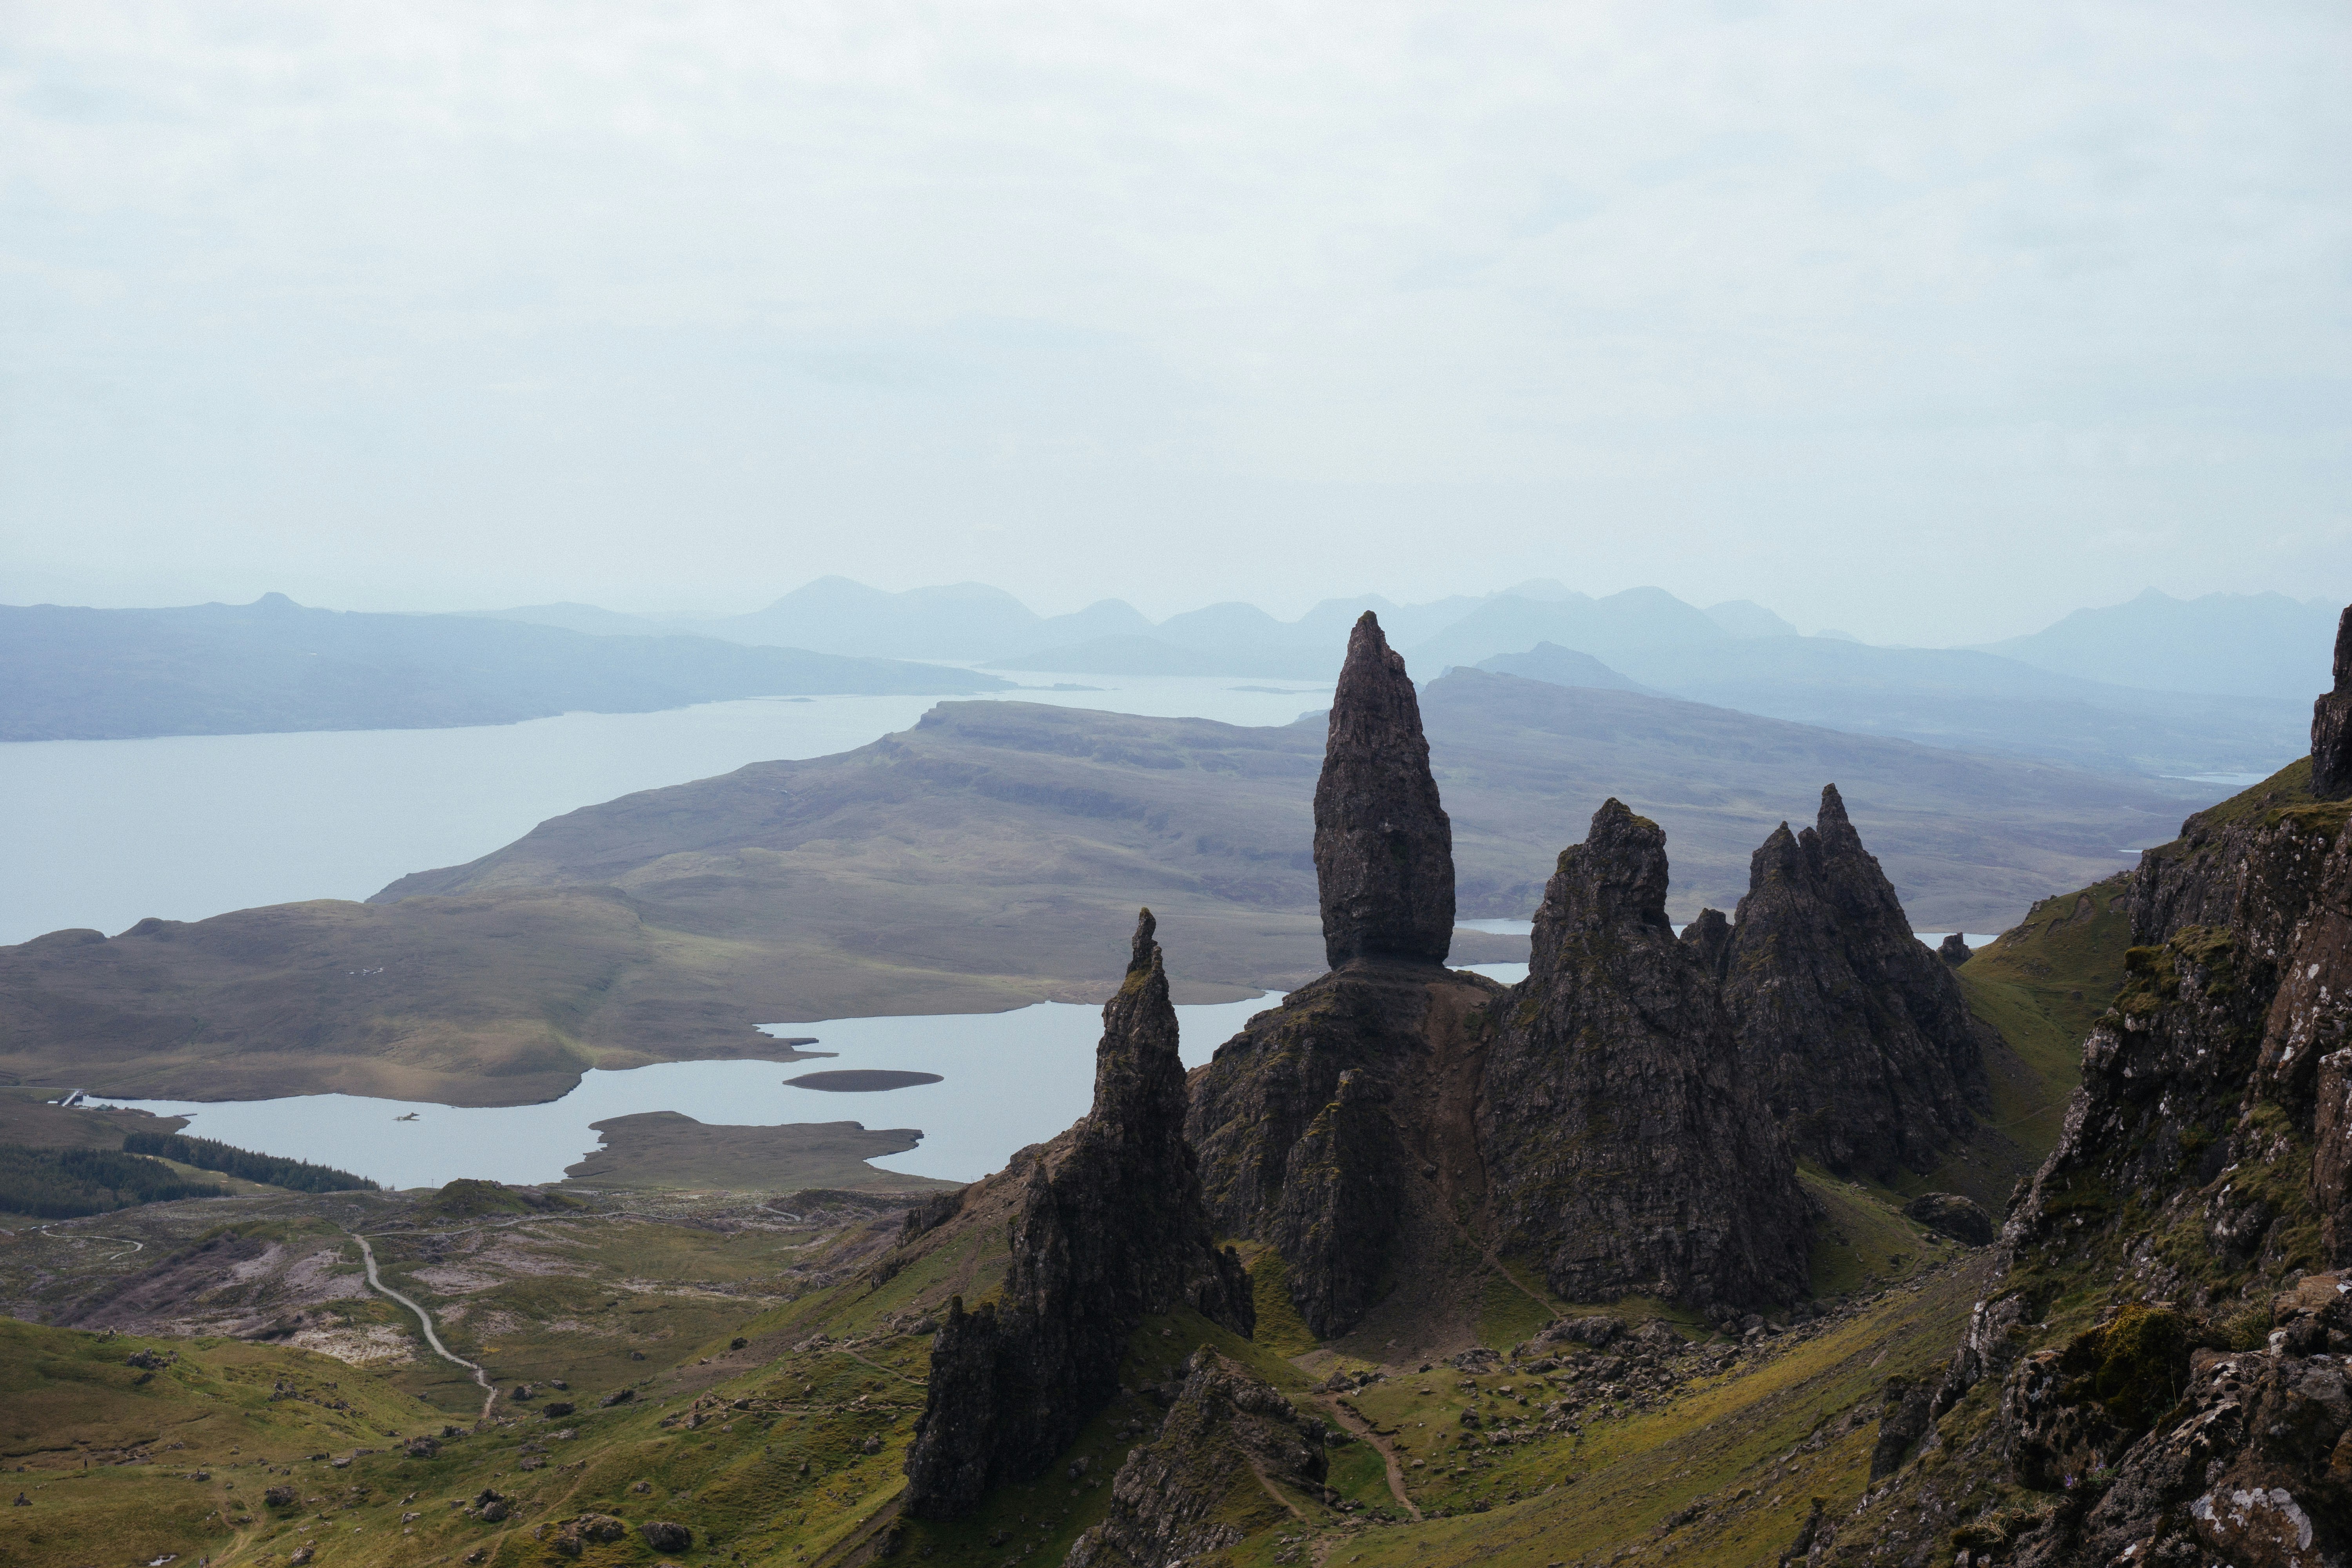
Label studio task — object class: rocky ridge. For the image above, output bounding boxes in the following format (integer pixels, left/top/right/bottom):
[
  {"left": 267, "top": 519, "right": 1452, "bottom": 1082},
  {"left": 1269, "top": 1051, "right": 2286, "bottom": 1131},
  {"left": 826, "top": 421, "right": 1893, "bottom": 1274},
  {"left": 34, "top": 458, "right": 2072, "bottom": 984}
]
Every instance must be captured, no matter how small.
[
  {"left": 901, "top": 911, "right": 1254, "bottom": 1519},
  {"left": 1804, "top": 613, "right": 2352, "bottom": 1568},
  {"left": 1063, "top": 1348, "right": 1330, "bottom": 1568}
]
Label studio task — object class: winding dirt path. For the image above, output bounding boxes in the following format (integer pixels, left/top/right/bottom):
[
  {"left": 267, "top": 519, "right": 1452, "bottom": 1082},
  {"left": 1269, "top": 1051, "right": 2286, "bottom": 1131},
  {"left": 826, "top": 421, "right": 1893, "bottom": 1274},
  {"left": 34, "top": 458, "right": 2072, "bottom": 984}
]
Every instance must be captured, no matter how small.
[
  {"left": 347, "top": 1230, "right": 500, "bottom": 1424},
  {"left": 1318, "top": 1399, "right": 1423, "bottom": 1521},
  {"left": 36, "top": 1225, "right": 145, "bottom": 1261}
]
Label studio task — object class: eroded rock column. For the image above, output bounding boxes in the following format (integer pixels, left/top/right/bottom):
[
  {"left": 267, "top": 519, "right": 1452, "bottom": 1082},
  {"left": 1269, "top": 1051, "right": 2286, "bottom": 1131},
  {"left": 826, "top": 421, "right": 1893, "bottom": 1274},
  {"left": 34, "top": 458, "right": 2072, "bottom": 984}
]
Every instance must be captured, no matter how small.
[{"left": 1314, "top": 612, "right": 1454, "bottom": 967}]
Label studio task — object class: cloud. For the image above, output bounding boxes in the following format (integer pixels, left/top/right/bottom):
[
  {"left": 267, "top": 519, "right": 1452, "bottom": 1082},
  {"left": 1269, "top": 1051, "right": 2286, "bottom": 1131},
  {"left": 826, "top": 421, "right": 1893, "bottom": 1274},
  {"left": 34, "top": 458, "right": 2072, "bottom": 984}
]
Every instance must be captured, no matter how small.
[{"left": 1, "top": 0, "right": 2345, "bottom": 636}]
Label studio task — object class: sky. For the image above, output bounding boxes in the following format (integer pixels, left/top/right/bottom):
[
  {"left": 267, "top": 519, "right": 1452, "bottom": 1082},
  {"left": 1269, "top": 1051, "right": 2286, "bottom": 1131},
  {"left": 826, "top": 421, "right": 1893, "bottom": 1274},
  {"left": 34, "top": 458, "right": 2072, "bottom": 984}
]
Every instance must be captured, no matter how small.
[{"left": 2, "top": 1, "right": 2347, "bottom": 643}]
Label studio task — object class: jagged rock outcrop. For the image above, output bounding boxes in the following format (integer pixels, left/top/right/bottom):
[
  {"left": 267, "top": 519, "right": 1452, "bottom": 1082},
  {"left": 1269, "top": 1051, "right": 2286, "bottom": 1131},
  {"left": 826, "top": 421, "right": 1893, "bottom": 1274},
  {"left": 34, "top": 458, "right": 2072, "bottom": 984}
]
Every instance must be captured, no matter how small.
[
  {"left": 2312, "top": 604, "right": 2352, "bottom": 800},
  {"left": 1063, "top": 1348, "right": 1328, "bottom": 1568},
  {"left": 1811, "top": 683, "right": 2352, "bottom": 1563},
  {"left": 1480, "top": 799, "right": 1811, "bottom": 1308},
  {"left": 1314, "top": 611, "right": 1454, "bottom": 967},
  {"left": 1720, "top": 785, "right": 1990, "bottom": 1178},
  {"left": 1938, "top": 931, "right": 1972, "bottom": 967},
  {"left": 1189, "top": 962, "right": 1503, "bottom": 1337},
  {"left": 901, "top": 910, "right": 1254, "bottom": 1520}
]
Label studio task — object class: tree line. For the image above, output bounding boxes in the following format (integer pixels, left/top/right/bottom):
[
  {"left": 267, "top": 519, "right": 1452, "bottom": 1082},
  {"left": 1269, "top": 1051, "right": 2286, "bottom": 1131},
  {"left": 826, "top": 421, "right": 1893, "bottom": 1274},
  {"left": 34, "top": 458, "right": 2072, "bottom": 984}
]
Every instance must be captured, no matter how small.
[
  {"left": 120, "top": 1131, "right": 377, "bottom": 1193},
  {"left": 0, "top": 1144, "right": 226, "bottom": 1219}
]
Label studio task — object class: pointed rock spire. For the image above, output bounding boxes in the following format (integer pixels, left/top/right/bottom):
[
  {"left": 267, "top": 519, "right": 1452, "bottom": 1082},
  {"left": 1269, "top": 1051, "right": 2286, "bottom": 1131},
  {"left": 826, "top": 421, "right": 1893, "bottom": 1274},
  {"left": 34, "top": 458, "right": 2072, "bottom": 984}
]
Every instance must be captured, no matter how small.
[
  {"left": 2312, "top": 604, "right": 2352, "bottom": 799},
  {"left": 902, "top": 909, "right": 1252, "bottom": 1519},
  {"left": 1721, "top": 786, "right": 1987, "bottom": 1177},
  {"left": 1314, "top": 612, "right": 1455, "bottom": 967}
]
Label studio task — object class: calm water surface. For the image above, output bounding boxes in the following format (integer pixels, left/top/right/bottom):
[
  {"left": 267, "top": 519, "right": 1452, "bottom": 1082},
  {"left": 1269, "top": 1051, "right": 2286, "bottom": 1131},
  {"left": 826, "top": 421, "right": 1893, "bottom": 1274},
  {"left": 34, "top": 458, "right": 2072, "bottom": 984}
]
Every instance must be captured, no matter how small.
[
  {"left": 0, "top": 674, "right": 1330, "bottom": 946},
  {"left": 91, "top": 992, "right": 1280, "bottom": 1189}
]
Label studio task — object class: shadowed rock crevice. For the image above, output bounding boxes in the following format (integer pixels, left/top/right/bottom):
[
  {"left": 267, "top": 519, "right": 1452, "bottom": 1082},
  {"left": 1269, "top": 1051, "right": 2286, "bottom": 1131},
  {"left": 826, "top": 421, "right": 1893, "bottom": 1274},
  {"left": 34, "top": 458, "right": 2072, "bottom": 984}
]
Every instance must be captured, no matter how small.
[
  {"left": 1720, "top": 784, "right": 1991, "bottom": 1178},
  {"left": 1481, "top": 799, "right": 1812, "bottom": 1308},
  {"left": 901, "top": 910, "right": 1254, "bottom": 1519},
  {"left": 1315, "top": 612, "right": 1455, "bottom": 967}
]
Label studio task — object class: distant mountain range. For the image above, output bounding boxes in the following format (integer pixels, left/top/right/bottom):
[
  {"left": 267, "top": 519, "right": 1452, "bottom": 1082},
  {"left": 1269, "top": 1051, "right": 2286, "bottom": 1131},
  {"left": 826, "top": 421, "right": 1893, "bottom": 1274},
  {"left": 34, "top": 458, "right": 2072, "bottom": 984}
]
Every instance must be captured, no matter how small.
[
  {"left": 0, "top": 594, "right": 1009, "bottom": 741},
  {"left": 1971, "top": 587, "right": 2342, "bottom": 697},
  {"left": 10, "top": 580, "right": 2335, "bottom": 773},
  {"left": 463, "top": 577, "right": 2327, "bottom": 779}
]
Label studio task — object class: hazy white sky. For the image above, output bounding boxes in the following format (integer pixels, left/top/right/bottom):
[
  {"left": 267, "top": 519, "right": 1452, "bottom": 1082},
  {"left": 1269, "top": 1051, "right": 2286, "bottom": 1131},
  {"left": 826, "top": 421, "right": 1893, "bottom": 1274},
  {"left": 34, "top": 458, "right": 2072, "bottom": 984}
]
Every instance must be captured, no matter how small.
[{"left": 2, "top": 1, "right": 2346, "bottom": 641}]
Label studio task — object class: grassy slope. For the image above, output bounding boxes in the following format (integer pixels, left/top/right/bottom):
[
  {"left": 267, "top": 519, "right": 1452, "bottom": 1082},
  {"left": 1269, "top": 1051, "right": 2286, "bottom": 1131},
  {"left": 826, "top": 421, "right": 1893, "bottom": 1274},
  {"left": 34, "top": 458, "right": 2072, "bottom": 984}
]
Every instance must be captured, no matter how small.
[{"left": 0, "top": 1319, "right": 444, "bottom": 1568}]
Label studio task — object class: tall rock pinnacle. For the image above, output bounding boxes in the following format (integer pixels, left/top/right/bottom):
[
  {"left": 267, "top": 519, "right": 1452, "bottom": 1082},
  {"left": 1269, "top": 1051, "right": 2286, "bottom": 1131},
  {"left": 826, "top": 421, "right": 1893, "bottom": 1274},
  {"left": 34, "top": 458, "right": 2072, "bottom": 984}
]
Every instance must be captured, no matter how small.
[
  {"left": 1314, "top": 612, "right": 1455, "bottom": 967},
  {"left": 2312, "top": 604, "right": 2352, "bottom": 799},
  {"left": 902, "top": 909, "right": 1253, "bottom": 1519}
]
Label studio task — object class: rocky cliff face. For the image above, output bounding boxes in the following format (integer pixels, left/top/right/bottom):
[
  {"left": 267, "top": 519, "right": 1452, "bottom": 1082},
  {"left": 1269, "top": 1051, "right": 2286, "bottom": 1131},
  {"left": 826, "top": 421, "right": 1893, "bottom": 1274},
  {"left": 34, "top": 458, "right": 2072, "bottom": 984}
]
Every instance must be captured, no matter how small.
[
  {"left": 2312, "top": 605, "right": 2352, "bottom": 800},
  {"left": 902, "top": 911, "right": 1254, "bottom": 1520},
  {"left": 1189, "top": 962, "right": 1502, "bottom": 1338},
  {"left": 1064, "top": 1348, "right": 1329, "bottom": 1568},
  {"left": 1315, "top": 612, "right": 1454, "bottom": 967},
  {"left": 1720, "top": 784, "right": 1990, "bottom": 1178},
  {"left": 1481, "top": 799, "right": 1812, "bottom": 1308},
  {"left": 1803, "top": 649, "right": 2352, "bottom": 1566}
]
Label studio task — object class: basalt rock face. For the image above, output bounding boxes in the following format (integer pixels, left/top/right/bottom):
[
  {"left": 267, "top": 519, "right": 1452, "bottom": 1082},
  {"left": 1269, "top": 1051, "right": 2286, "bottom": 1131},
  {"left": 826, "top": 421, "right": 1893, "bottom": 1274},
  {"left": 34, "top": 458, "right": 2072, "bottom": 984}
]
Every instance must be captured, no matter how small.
[
  {"left": 1064, "top": 1348, "right": 1328, "bottom": 1568},
  {"left": 2312, "top": 604, "right": 2352, "bottom": 800},
  {"left": 1480, "top": 799, "right": 1810, "bottom": 1309},
  {"left": 1719, "top": 785, "right": 1990, "bottom": 1180},
  {"left": 1314, "top": 612, "right": 1454, "bottom": 968},
  {"left": 1187, "top": 962, "right": 1503, "bottom": 1338},
  {"left": 901, "top": 910, "right": 1254, "bottom": 1520}
]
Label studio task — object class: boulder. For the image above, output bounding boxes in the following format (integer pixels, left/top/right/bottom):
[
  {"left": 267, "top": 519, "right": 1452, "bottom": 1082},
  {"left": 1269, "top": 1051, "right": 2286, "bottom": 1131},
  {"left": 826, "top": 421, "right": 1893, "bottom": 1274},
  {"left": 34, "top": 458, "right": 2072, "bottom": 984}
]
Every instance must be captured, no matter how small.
[
  {"left": 639, "top": 1520, "right": 693, "bottom": 1552},
  {"left": 1904, "top": 1192, "right": 1995, "bottom": 1246}
]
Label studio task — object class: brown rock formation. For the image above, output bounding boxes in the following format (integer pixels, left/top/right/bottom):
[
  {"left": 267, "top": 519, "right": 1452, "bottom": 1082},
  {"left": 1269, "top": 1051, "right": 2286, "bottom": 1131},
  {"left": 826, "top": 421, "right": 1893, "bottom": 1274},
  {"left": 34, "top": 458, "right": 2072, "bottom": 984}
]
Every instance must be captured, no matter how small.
[
  {"left": 901, "top": 910, "right": 1253, "bottom": 1520},
  {"left": 1315, "top": 612, "right": 1454, "bottom": 967},
  {"left": 2313, "top": 604, "right": 2352, "bottom": 800},
  {"left": 1063, "top": 1348, "right": 1329, "bottom": 1568},
  {"left": 1480, "top": 799, "right": 1811, "bottom": 1308},
  {"left": 1719, "top": 785, "right": 1989, "bottom": 1179}
]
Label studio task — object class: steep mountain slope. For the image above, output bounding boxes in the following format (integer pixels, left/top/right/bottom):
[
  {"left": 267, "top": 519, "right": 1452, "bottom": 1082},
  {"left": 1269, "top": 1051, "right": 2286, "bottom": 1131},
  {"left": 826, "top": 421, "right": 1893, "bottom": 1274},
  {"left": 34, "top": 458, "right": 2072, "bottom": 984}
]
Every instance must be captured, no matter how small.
[
  {"left": 0, "top": 593, "right": 1005, "bottom": 740},
  {"left": 1801, "top": 723, "right": 2352, "bottom": 1561}
]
